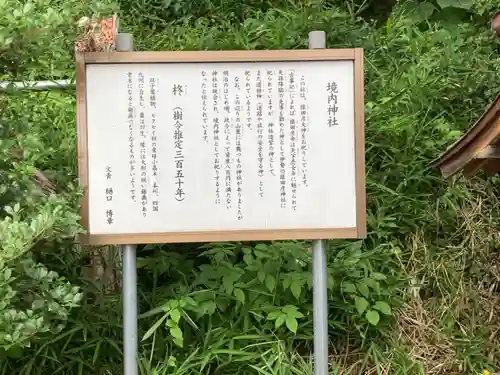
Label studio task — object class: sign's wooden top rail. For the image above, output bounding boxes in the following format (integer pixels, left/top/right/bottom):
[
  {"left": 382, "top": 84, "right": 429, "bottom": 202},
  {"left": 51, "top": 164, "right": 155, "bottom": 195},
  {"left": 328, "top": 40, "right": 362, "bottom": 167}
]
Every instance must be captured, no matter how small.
[{"left": 79, "top": 49, "right": 360, "bottom": 64}]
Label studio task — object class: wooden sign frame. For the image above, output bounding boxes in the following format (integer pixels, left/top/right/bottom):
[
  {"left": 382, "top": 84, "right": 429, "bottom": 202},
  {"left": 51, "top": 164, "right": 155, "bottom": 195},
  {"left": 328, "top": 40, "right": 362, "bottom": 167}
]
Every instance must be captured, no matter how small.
[{"left": 76, "top": 49, "right": 366, "bottom": 245}]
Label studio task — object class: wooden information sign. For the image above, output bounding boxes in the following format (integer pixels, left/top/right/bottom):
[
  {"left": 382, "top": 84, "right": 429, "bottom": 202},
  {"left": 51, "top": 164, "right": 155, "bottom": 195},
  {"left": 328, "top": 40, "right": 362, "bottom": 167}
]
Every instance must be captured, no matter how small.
[{"left": 76, "top": 49, "right": 366, "bottom": 245}]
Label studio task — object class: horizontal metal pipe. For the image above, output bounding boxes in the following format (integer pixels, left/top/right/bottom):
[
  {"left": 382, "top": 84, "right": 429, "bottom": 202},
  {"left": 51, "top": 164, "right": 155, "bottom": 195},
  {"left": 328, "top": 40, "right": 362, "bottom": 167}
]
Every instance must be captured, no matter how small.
[{"left": 0, "top": 79, "right": 74, "bottom": 92}]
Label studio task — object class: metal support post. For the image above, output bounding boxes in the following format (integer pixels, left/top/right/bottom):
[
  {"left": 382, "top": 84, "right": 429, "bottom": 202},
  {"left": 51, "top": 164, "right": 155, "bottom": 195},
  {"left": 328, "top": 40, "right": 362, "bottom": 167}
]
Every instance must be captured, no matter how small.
[
  {"left": 309, "top": 30, "right": 329, "bottom": 375},
  {"left": 312, "top": 239, "right": 329, "bottom": 374},
  {"left": 122, "top": 245, "right": 138, "bottom": 375},
  {"left": 116, "top": 32, "right": 138, "bottom": 375},
  {"left": 122, "top": 244, "right": 138, "bottom": 375}
]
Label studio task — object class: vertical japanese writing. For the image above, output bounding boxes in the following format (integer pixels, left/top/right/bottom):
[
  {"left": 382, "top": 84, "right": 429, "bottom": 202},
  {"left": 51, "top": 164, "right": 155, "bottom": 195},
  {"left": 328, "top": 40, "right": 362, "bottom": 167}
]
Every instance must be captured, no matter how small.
[
  {"left": 212, "top": 70, "right": 221, "bottom": 204},
  {"left": 127, "top": 72, "right": 136, "bottom": 202},
  {"left": 223, "top": 70, "right": 232, "bottom": 210},
  {"left": 173, "top": 105, "right": 185, "bottom": 202},
  {"left": 327, "top": 81, "right": 339, "bottom": 127},
  {"left": 288, "top": 70, "right": 297, "bottom": 210},
  {"left": 105, "top": 166, "right": 114, "bottom": 225},
  {"left": 256, "top": 70, "right": 264, "bottom": 197},
  {"left": 245, "top": 70, "right": 252, "bottom": 130},
  {"left": 300, "top": 76, "right": 309, "bottom": 187},
  {"left": 278, "top": 69, "right": 286, "bottom": 209},
  {"left": 150, "top": 77, "right": 159, "bottom": 213},
  {"left": 234, "top": 74, "right": 243, "bottom": 220},
  {"left": 139, "top": 72, "right": 148, "bottom": 218},
  {"left": 201, "top": 71, "right": 209, "bottom": 142},
  {"left": 266, "top": 69, "right": 275, "bottom": 176}
]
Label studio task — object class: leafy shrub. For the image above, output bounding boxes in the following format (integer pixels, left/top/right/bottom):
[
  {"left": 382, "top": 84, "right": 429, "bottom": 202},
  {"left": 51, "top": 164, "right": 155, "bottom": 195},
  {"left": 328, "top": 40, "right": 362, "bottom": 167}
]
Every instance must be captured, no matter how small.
[{"left": 0, "top": 0, "right": 116, "bottom": 358}]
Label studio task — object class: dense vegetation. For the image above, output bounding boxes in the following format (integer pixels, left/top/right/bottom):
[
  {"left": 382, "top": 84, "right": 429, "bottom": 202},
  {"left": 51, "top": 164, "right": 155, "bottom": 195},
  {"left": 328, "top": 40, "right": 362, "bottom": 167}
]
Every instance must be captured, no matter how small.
[{"left": 1, "top": 0, "right": 500, "bottom": 374}]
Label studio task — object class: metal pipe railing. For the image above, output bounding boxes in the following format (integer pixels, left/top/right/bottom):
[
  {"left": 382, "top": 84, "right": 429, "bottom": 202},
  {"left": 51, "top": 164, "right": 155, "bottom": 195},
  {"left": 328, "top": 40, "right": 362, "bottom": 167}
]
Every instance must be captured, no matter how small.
[{"left": 0, "top": 79, "right": 74, "bottom": 92}]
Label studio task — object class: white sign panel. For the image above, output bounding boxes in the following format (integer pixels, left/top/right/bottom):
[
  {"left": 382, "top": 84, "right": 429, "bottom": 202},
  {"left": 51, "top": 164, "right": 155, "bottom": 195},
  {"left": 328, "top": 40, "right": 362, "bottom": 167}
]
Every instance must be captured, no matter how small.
[{"left": 79, "top": 51, "right": 365, "bottom": 243}]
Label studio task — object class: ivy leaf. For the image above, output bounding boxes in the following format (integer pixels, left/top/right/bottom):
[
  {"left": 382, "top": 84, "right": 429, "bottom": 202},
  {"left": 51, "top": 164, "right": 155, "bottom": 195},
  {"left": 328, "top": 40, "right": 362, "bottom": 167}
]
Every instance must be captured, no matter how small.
[
  {"left": 354, "top": 296, "right": 369, "bottom": 315},
  {"left": 356, "top": 281, "right": 370, "bottom": 298},
  {"left": 285, "top": 316, "right": 298, "bottom": 333},
  {"left": 290, "top": 279, "right": 301, "bottom": 300},
  {"left": 365, "top": 310, "right": 380, "bottom": 326},
  {"left": 373, "top": 301, "right": 392, "bottom": 315},
  {"left": 275, "top": 314, "right": 286, "bottom": 329},
  {"left": 233, "top": 288, "right": 245, "bottom": 304}
]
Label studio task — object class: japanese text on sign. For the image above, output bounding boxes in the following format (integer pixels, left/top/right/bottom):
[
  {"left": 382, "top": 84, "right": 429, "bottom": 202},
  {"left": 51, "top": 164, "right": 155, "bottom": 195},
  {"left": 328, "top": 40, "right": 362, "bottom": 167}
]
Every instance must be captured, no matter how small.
[{"left": 85, "top": 59, "right": 357, "bottom": 235}]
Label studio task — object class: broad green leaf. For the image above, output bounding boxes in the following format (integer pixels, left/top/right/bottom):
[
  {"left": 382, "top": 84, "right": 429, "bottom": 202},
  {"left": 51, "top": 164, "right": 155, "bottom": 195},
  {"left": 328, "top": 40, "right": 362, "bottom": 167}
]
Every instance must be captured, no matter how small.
[
  {"left": 203, "top": 301, "right": 216, "bottom": 315},
  {"left": 233, "top": 288, "right": 245, "bottom": 304},
  {"left": 170, "top": 326, "right": 183, "bottom": 340},
  {"left": 257, "top": 271, "right": 266, "bottom": 283},
  {"left": 283, "top": 276, "right": 291, "bottom": 289},
  {"left": 183, "top": 296, "right": 197, "bottom": 307},
  {"left": 373, "top": 301, "right": 392, "bottom": 315},
  {"left": 363, "top": 278, "right": 379, "bottom": 293},
  {"left": 275, "top": 314, "right": 286, "bottom": 329},
  {"left": 290, "top": 279, "right": 302, "bottom": 300},
  {"left": 365, "top": 310, "right": 380, "bottom": 326},
  {"left": 214, "top": 251, "right": 225, "bottom": 263},
  {"left": 414, "top": 2, "right": 435, "bottom": 21},
  {"left": 437, "top": 0, "right": 472, "bottom": 9},
  {"left": 243, "top": 254, "right": 253, "bottom": 266},
  {"left": 170, "top": 309, "right": 181, "bottom": 324},
  {"left": 285, "top": 316, "right": 298, "bottom": 333},
  {"left": 173, "top": 336, "right": 183, "bottom": 348},
  {"left": 342, "top": 282, "right": 356, "bottom": 294},
  {"left": 354, "top": 296, "right": 369, "bottom": 315},
  {"left": 267, "top": 311, "right": 281, "bottom": 320},
  {"left": 371, "top": 272, "right": 387, "bottom": 281},
  {"left": 356, "top": 281, "right": 370, "bottom": 299},
  {"left": 402, "top": 0, "right": 436, "bottom": 23},
  {"left": 223, "top": 275, "right": 234, "bottom": 294},
  {"left": 282, "top": 305, "right": 304, "bottom": 319},
  {"left": 265, "top": 274, "right": 276, "bottom": 293}
]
